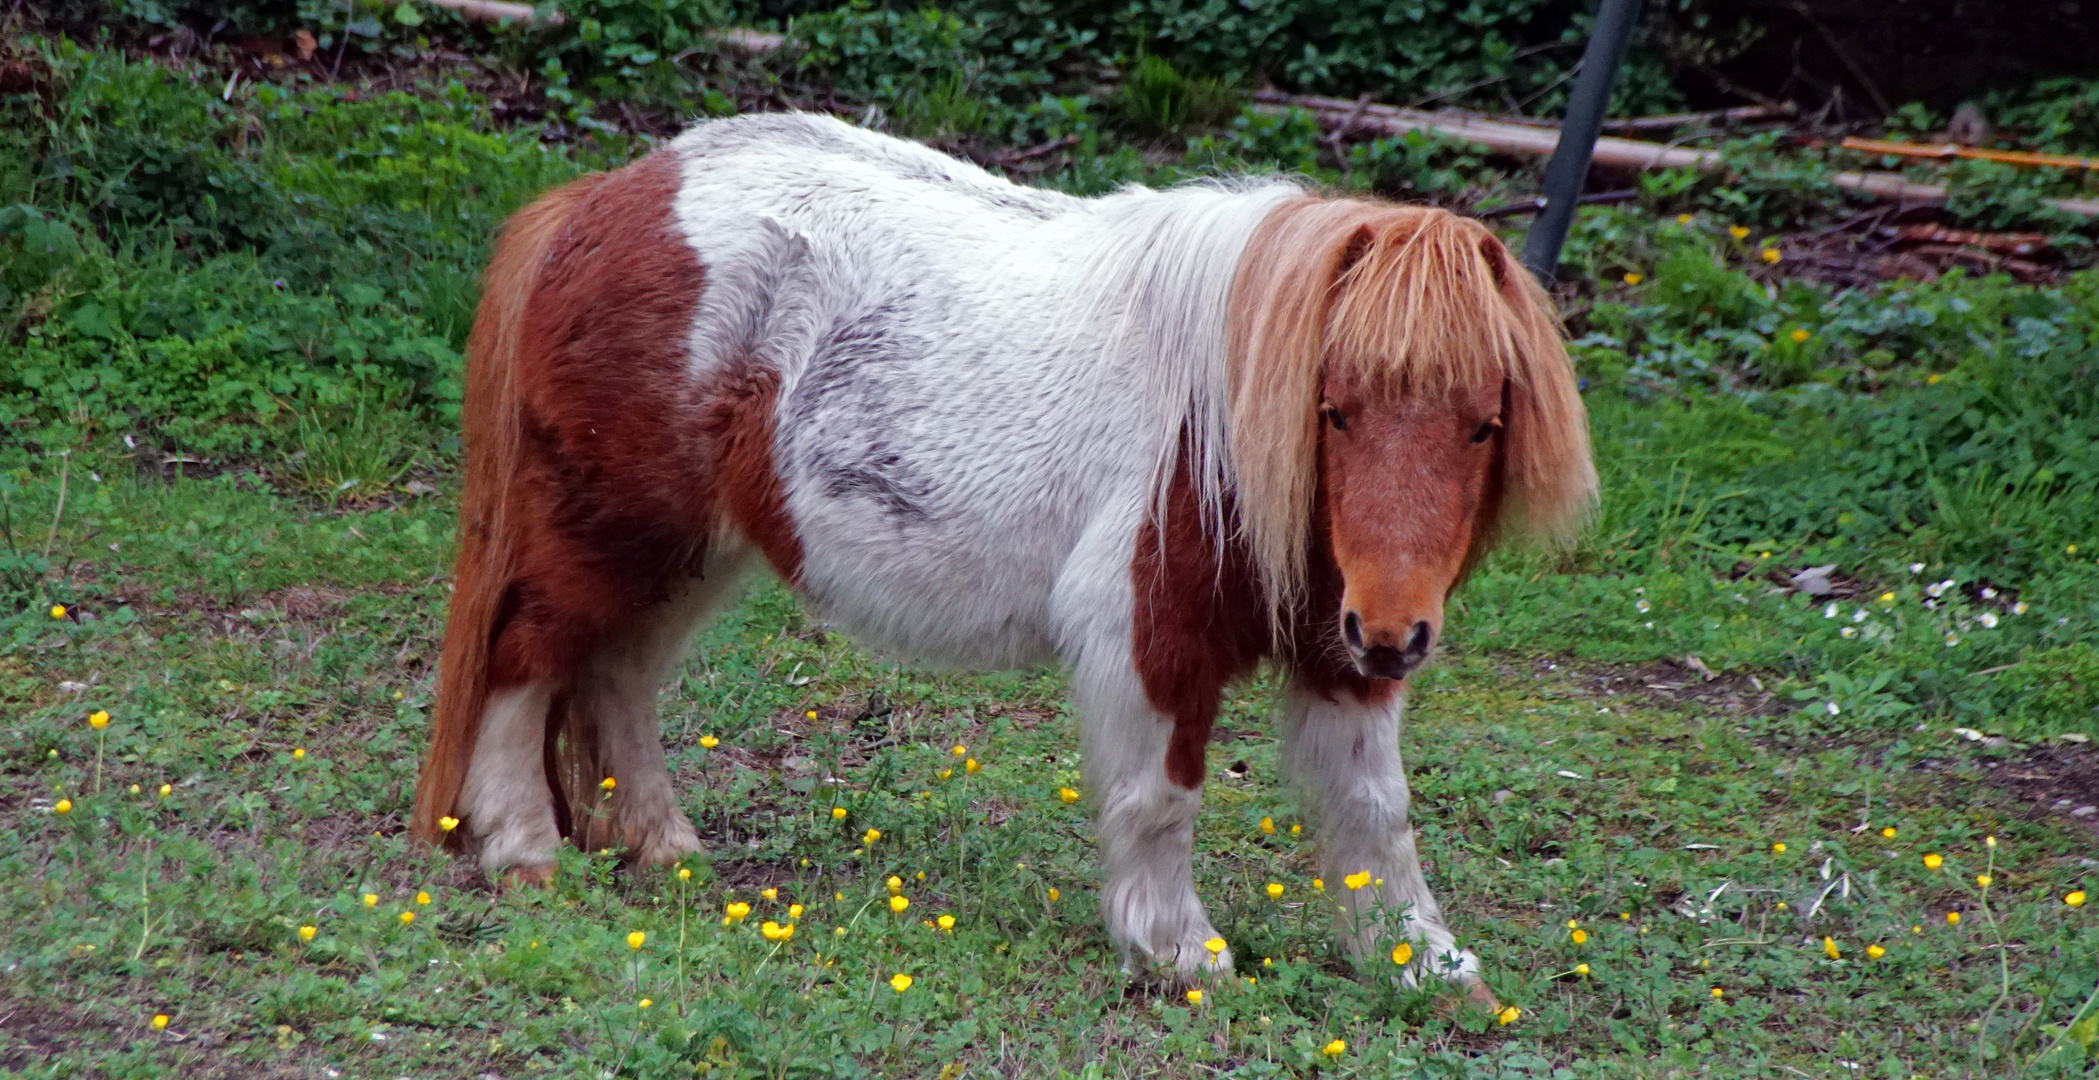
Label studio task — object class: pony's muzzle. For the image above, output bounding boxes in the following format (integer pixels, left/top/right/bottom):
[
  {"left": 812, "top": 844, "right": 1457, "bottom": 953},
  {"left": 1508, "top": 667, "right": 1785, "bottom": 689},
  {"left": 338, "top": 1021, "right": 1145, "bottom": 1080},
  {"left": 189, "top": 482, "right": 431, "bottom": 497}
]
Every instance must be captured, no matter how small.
[{"left": 1343, "top": 611, "right": 1434, "bottom": 680}]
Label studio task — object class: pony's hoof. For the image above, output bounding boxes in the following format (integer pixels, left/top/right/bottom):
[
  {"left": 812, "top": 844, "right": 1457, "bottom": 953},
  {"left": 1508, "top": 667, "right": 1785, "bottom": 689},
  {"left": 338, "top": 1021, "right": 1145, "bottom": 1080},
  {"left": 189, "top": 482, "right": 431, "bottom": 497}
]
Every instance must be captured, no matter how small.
[
  {"left": 1460, "top": 976, "right": 1501, "bottom": 1012},
  {"left": 625, "top": 817, "right": 703, "bottom": 868},
  {"left": 502, "top": 863, "right": 557, "bottom": 889}
]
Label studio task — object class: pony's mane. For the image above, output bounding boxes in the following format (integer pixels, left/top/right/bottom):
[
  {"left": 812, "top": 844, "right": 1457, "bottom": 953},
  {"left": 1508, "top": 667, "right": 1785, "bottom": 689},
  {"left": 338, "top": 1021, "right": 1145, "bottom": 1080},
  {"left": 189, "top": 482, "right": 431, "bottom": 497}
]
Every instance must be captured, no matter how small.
[{"left": 1217, "top": 196, "right": 1598, "bottom": 615}]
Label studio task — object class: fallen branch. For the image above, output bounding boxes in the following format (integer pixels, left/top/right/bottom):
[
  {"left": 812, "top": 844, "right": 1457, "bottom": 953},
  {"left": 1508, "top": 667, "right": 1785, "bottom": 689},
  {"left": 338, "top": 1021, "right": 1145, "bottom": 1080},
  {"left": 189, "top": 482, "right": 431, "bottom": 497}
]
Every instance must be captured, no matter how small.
[
  {"left": 1474, "top": 190, "right": 1635, "bottom": 218},
  {"left": 1254, "top": 90, "right": 2099, "bottom": 220},
  {"left": 422, "top": 0, "right": 562, "bottom": 24},
  {"left": 1840, "top": 137, "right": 2099, "bottom": 172}
]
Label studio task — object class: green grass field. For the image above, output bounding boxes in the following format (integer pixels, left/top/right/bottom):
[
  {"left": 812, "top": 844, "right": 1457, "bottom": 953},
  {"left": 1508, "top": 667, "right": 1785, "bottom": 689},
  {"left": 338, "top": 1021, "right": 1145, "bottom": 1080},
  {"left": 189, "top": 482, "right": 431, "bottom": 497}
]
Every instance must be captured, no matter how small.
[{"left": 5, "top": 26, "right": 2099, "bottom": 1080}]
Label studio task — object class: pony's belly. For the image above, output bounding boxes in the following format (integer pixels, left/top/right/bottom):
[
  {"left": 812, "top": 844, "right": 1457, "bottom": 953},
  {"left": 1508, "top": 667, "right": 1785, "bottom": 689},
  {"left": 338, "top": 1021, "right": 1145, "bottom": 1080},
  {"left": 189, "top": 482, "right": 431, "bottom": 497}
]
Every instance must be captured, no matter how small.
[{"left": 792, "top": 526, "right": 1065, "bottom": 670}]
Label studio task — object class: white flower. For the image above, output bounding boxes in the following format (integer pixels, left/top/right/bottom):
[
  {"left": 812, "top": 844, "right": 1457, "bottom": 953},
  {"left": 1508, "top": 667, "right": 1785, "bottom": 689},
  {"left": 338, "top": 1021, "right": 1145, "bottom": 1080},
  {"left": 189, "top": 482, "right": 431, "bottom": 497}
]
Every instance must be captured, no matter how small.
[
  {"left": 1909, "top": 563, "right": 1924, "bottom": 575},
  {"left": 1825, "top": 702, "right": 1841, "bottom": 716},
  {"left": 1977, "top": 612, "right": 1998, "bottom": 628},
  {"left": 1643, "top": 621, "right": 1654, "bottom": 629},
  {"left": 1944, "top": 633, "right": 1960, "bottom": 647},
  {"left": 1634, "top": 586, "right": 1645, "bottom": 595},
  {"left": 1980, "top": 587, "right": 1997, "bottom": 600},
  {"left": 2013, "top": 602, "right": 2028, "bottom": 615},
  {"left": 1927, "top": 579, "right": 1955, "bottom": 598},
  {"left": 1853, "top": 609, "right": 1869, "bottom": 622},
  {"left": 1636, "top": 599, "right": 1651, "bottom": 613},
  {"left": 1823, "top": 602, "right": 1839, "bottom": 619},
  {"left": 1840, "top": 626, "right": 1858, "bottom": 639}
]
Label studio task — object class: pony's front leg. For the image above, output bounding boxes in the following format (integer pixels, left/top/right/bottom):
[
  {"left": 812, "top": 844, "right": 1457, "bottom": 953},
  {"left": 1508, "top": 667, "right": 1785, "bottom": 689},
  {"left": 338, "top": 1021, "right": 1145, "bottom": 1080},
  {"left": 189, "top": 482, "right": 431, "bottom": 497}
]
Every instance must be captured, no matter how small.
[
  {"left": 1282, "top": 681, "right": 1497, "bottom": 1007},
  {"left": 1077, "top": 659, "right": 1232, "bottom": 979}
]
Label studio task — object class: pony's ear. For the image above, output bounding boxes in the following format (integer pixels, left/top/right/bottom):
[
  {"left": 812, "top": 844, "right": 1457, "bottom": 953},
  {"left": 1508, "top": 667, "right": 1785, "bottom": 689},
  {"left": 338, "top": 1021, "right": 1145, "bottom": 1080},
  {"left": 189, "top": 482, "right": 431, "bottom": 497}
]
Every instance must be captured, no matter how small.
[
  {"left": 1335, "top": 224, "right": 1378, "bottom": 281},
  {"left": 1477, "top": 235, "right": 1513, "bottom": 292}
]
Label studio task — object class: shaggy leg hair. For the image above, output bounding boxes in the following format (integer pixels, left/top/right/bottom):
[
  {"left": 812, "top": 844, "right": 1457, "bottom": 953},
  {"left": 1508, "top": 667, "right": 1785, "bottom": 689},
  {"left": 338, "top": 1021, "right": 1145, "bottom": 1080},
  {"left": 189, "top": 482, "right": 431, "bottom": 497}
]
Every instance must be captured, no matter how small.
[{"left": 459, "top": 685, "right": 562, "bottom": 881}]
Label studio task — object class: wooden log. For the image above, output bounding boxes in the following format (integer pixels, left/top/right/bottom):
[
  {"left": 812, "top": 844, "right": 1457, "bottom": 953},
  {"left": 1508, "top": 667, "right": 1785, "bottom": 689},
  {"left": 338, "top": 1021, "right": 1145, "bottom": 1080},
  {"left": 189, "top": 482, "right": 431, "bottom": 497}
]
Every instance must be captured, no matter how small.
[
  {"left": 1253, "top": 92, "right": 2099, "bottom": 220},
  {"left": 422, "top": 0, "right": 562, "bottom": 24}
]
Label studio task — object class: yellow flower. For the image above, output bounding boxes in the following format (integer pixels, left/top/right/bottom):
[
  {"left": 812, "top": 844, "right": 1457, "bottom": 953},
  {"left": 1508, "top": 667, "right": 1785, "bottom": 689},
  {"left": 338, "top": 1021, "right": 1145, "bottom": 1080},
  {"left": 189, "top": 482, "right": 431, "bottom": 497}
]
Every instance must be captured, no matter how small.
[
  {"left": 1496, "top": 1005, "right": 1521, "bottom": 1025},
  {"left": 1791, "top": 328, "right": 1810, "bottom": 343},
  {"left": 1776, "top": 902, "right": 1788, "bottom": 911},
  {"left": 1312, "top": 878, "right": 1324, "bottom": 892},
  {"left": 1569, "top": 928, "right": 1588, "bottom": 944},
  {"left": 88, "top": 711, "right": 110, "bottom": 730},
  {"left": 725, "top": 902, "right": 751, "bottom": 923},
  {"left": 1977, "top": 874, "right": 1993, "bottom": 888},
  {"left": 1880, "top": 827, "right": 1895, "bottom": 839},
  {"left": 362, "top": 893, "right": 378, "bottom": 907},
  {"left": 158, "top": 783, "right": 172, "bottom": 797},
  {"left": 1185, "top": 988, "right": 1203, "bottom": 1005},
  {"left": 1267, "top": 882, "right": 1284, "bottom": 900},
  {"left": 1986, "top": 835, "right": 1997, "bottom": 848},
  {"left": 1946, "top": 911, "right": 1961, "bottom": 925},
  {"left": 1710, "top": 987, "right": 1723, "bottom": 999},
  {"left": 890, "top": 973, "right": 914, "bottom": 993},
  {"left": 937, "top": 914, "right": 955, "bottom": 932},
  {"left": 699, "top": 736, "right": 719, "bottom": 749},
  {"left": 1047, "top": 888, "right": 1059, "bottom": 902},
  {"left": 1728, "top": 225, "right": 1749, "bottom": 240},
  {"left": 679, "top": 867, "right": 692, "bottom": 881},
  {"left": 1622, "top": 272, "right": 1643, "bottom": 285},
  {"left": 937, "top": 769, "right": 953, "bottom": 780},
  {"left": 1344, "top": 871, "right": 1371, "bottom": 891},
  {"left": 129, "top": 784, "right": 140, "bottom": 794},
  {"left": 626, "top": 931, "right": 646, "bottom": 950},
  {"left": 1763, "top": 248, "right": 1783, "bottom": 264},
  {"left": 887, "top": 876, "right": 903, "bottom": 895},
  {"left": 1675, "top": 213, "right": 1693, "bottom": 224},
  {"left": 760, "top": 921, "right": 787, "bottom": 941},
  {"left": 439, "top": 816, "right": 459, "bottom": 833},
  {"left": 1867, "top": 945, "right": 1886, "bottom": 959},
  {"left": 399, "top": 911, "right": 415, "bottom": 926},
  {"left": 298, "top": 925, "right": 317, "bottom": 942},
  {"left": 1321, "top": 1039, "right": 1347, "bottom": 1059},
  {"left": 1619, "top": 912, "right": 1629, "bottom": 920},
  {"left": 415, "top": 891, "right": 431, "bottom": 906},
  {"left": 831, "top": 806, "right": 848, "bottom": 820},
  {"left": 1290, "top": 824, "right": 1301, "bottom": 836},
  {"left": 638, "top": 998, "right": 653, "bottom": 1009},
  {"left": 1259, "top": 816, "right": 1275, "bottom": 835},
  {"left": 835, "top": 892, "right": 844, "bottom": 902},
  {"left": 1912, "top": 925, "right": 1923, "bottom": 934},
  {"left": 1391, "top": 942, "right": 1412, "bottom": 965},
  {"left": 890, "top": 895, "right": 909, "bottom": 914},
  {"left": 863, "top": 829, "right": 881, "bottom": 845},
  {"left": 951, "top": 744, "right": 967, "bottom": 757},
  {"left": 805, "top": 710, "right": 817, "bottom": 720},
  {"left": 1822, "top": 937, "right": 1840, "bottom": 960},
  {"left": 151, "top": 1014, "right": 169, "bottom": 1031},
  {"left": 789, "top": 904, "right": 803, "bottom": 919},
  {"left": 53, "top": 799, "right": 71, "bottom": 814},
  {"left": 964, "top": 758, "right": 981, "bottom": 775},
  {"left": 2066, "top": 891, "right": 2086, "bottom": 907},
  {"left": 291, "top": 748, "right": 304, "bottom": 760},
  {"left": 599, "top": 777, "right": 616, "bottom": 791},
  {"left": 761, "top": 887, "right": 777, "bottom": 901},
  {"left": 49, "top": 604, "right": 66, "bottom": 619},
  {"left": 1058, "top": 787, "right": 1079, "bottom": 803},
  {"left": 1924, "top": 853, "right": 1943, "bottom": 870},
  {"left": 1772, "top": 842, "right": 1785, "bottom": 854},
  {"left": 1575, "top": 962, "right": 1590, "bottom": 975},
  {"left": 1204, "top": 937, "right": 1226, "bottom": 957}
]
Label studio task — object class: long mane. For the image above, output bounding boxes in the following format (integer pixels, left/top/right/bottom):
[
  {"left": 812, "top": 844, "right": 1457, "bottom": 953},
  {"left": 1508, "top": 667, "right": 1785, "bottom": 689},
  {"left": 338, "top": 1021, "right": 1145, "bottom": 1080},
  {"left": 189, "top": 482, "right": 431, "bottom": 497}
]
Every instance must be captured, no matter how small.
[{"left": 1217, "top": 196, "right": 1598, "bottom": 616}]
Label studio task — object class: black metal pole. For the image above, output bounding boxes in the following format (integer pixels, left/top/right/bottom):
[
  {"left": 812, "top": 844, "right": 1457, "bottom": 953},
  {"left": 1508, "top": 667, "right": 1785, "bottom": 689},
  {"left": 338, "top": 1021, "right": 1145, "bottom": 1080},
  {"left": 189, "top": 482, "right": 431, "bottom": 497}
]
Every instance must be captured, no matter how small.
[{"left": 1520, "top": 0, "right": 1644, "bottom": 286}]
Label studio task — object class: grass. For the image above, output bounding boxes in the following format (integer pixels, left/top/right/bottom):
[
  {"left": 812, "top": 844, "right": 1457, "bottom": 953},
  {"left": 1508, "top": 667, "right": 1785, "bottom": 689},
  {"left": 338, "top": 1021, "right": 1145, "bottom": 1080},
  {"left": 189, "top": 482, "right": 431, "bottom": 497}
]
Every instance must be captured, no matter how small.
[{"left": 3, "top": 446, "right": 2096, "bottom": 1078}]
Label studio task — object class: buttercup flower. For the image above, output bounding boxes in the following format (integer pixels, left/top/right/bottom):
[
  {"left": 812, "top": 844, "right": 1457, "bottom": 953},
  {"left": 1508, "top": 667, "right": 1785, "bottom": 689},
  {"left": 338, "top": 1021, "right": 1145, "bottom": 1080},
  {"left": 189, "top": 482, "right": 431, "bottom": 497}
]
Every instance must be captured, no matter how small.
[
  {"left": 887, "top": 876, "right": 903, "bottom": 895},
  {"left": 789, "top": 904, "right": 803, "bottom": 919},
  {"left": 439, "top": 816, "right": 459, "bottom": 832},
  {"left": 1058, "top": 787, "right": 1079, "bottom": 803},
  {"left": 805, "top": 710, "right": 817, "bottom": 720},
  {"left": 151, "top": 1014, "right": 169, "bottom": 1031},
  {"left": 831, "top": 806, "right": 848, "bottom": 819},
  {"left": 1204, "top": 937, "right": 1226, "bottom": 957},
  {"left": 890, "top": 896, "right": 909, "bottom": 914},
  {"left": 1185, "top": 988, "right": 1203, "bottom": 1005},
  {"left": 53, "top": 799, "right": 71, "bottom": 814},
  {"left": 951, "top": 745, "right": 967, "bottom": 757},
  {"left": 1676, "top": 213, "right": 1693, "bottom": 224},
  {"left": 416, "top": 891, "right": 431, "bottom": 906},
  {"left": 599, "top": 777, "right": 616, "bottom": 791},
  {"left": 1344, "top": 871, "right": 1371, "bottom": 891},
  {"left": 1391, "top": 942, "right": 1411, "bottom": 965},
  {"left": 1977, "top": 874, "right": 1992, "bottom": 888},
  {"left": 2067, "top": 891, "right": 2086, "bottom": 907},
  {"left": 1047, "top": 888, "right": 1059, "bottom": 902},
  {"left": 1267, "top": 882, "right": 1284, "bottom": 900},
  {"left": 724, "top": 902, "right": 751, "bottom": 924},
  {"left": 1822, "top": 937, "right": 1840, "bottom": 960},
  {"left": 298, "top": 925, "right": 316, "bottom": 942},
  {"left": 1574, "top": 963, "right": 1590, "bottom": 975},
  {"left": 938, "top": 914, "right": 955, "bottom": 932},
  {"left": 1570, "top": 929, "right": 1587, "bottom": 945},
  {"left": 1312, "top": 878, "right": 1324, "bottom": 891},
  {"left": 291, "top": 748, "right": 304, "bottom": 760},
  {"left": 1623, "top": 272, "right": 1643, "bottom": 285},
  {"left": 699, "top": 736, "right": 719, "bottom": 749},
  {"left": 1290, "top": 824, "right": 1301, "bottom": 836},
  {"left": 639, "top": 998, "right": 653, "bottom": 1009},
  {"left": 890, "top": 973, "right": 914, "bottom": 992},
  {"left": 398, "top": 911, "right": 415, "bottom": 926},
  {"left": 1711, "top": 987, "right": 1724, "bottom": 998},
  {"left": 1729, "top": 225, "right": 1749, "bottom": 240},
  {"left": 1924, "top": 853, "right": 1943, "bottom": 870},
  {"left": 1947, "top": 911, "right": 1961, "bottom": 925},
  {"left": 1321, "top": 1039, "right": 1346, "bottom": 1059},
  {"left": 964, "top": 758, "right": 981, "bottom": 774},
  {"left": 1496, "top": 1006, "right": 1521, "bottom": 1025},
  {"left": 1867, "top": 945, "right": 1886, "bottom": 959},
  {"left": 362, "top": 893, "right": 378, "bottom": 907},
  {"left": 1764, "top": 249, "right": 1784, "bottom": 265},
  {"left": 679, "top": 868, "right": 692, "bottom": 881},
  {"left": 863, "top": 829, "right": 881, "bottom": 845},
  {"left": 761, "top": 887, "right": 778, "bottom": 901},
  {"left": 1881, "top": 827, "right": 1895, "bottom": 839},
  {"left": 88, "top": 711, "right": 109, "bottom": 729},
  {"left": 158, "top": 783, "right": 172, "bottom": 797},
  {"left": 627, "top": 931, "right": 646, "bottom": 950},
  {"left": 49, "top": 605, "right": 66, "bottom": 619},
  {"left": 1259, "top": 816, "right": 1275, "bottom": 835}
]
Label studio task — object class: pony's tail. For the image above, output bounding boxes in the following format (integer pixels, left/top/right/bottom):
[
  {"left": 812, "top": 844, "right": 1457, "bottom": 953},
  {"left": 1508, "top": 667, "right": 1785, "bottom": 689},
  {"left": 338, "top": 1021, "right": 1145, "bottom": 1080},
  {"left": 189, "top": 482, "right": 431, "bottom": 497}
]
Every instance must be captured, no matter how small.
[{"left": 409, "top": 176, "right": 600, "bottom": 851}]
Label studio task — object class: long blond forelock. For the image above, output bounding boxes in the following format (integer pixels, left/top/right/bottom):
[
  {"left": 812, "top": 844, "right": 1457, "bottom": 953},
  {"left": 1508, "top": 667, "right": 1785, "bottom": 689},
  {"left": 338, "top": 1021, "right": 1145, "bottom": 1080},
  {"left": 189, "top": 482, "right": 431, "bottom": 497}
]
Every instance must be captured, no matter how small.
[{"left": 1224, "top": 198, "right": 1597, "bottom": 621}]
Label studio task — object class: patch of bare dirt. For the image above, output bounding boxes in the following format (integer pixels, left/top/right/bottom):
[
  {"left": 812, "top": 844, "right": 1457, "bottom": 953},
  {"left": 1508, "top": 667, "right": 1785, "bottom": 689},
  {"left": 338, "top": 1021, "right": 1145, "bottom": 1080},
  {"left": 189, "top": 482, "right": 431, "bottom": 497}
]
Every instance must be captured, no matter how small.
[
  {"left": 1925, "top": 741, "right": 2099, "bottom": 840},
  {"left": 1493, "top": 654, "right": 1788, "bottom": 718},
  {"left": 0, "top": 990, "right": 316, "bottom": 1078}
]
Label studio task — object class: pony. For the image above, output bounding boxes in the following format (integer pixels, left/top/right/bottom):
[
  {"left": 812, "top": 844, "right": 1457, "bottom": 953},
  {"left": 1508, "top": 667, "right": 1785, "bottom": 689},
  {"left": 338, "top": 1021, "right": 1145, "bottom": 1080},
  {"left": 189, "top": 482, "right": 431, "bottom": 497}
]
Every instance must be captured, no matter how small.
[{"left": 408, "top": 112, "right": 1595, "bottom": 1003}]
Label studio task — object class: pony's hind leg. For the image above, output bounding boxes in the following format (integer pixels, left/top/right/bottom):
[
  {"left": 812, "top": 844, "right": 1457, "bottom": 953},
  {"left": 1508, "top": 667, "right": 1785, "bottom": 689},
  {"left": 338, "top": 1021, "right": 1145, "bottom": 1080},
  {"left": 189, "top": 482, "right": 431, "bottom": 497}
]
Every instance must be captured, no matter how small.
[
  {"left": 1281, "top": 681, "right": 1498, "bottom": 1007},
  {"left": 565, "top": 548, "right": 757, "bottom": 866},
  {"left": 1077, "top": 656, "right": 1232, "bottom": 978},
  {"left": 459, "top": 683, "right": 561, "bottom": 884}
]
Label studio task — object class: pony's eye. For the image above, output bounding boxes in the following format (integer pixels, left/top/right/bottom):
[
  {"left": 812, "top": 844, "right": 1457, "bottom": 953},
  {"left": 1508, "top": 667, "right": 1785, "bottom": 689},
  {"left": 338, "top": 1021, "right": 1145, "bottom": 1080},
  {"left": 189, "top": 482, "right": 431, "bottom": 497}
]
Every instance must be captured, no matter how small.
[
  {"left": 1470, "top": 418, "right": 1502, "bottom": 444},
  {"left": 1322, "top": 404, "right": 1348, "bottom": 431}
]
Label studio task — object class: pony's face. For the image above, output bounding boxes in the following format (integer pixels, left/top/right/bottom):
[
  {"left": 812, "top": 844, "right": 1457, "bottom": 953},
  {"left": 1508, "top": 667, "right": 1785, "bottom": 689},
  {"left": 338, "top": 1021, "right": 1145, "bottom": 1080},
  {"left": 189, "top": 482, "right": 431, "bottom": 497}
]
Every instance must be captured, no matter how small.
[{"left": 1318, "top": 368, "right": 1505, "bottom": 681}]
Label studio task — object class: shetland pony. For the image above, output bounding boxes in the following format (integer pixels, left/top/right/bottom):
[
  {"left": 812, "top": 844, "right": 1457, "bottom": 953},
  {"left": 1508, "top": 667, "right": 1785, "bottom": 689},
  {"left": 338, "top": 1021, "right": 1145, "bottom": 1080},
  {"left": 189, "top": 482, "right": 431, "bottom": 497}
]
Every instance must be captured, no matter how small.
[{"left": 409, "top": 113, "right": 1594, "bottom": 1000}]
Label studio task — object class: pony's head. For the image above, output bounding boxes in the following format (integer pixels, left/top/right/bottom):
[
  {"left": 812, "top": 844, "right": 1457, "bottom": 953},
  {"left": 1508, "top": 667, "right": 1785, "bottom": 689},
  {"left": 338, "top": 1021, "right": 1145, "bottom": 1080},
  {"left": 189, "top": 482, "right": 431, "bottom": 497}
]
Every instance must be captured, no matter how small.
[{"left": 1227, "top": 199, "right": 1596, "bottom": 680}]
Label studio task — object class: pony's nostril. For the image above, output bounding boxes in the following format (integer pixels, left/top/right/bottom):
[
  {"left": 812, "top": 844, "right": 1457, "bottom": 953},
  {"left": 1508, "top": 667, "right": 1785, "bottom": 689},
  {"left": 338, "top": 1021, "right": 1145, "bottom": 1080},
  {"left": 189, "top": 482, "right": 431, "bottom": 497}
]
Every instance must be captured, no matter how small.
[
  {"left": 1343, "top": 610, "right": 1364, "bottom": 653},
  {"left": 1404, "top": 620, "right": 1433, "bottom": 659}
]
